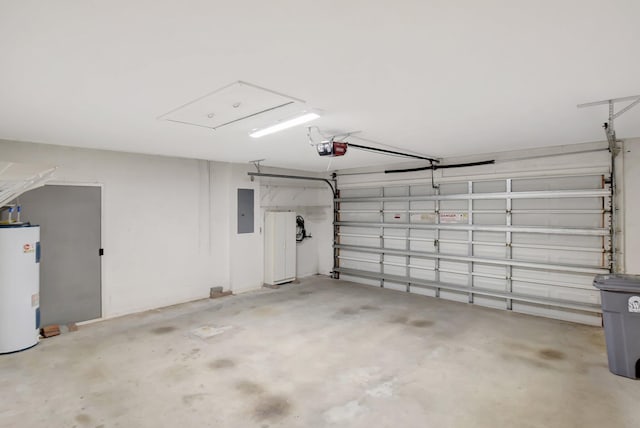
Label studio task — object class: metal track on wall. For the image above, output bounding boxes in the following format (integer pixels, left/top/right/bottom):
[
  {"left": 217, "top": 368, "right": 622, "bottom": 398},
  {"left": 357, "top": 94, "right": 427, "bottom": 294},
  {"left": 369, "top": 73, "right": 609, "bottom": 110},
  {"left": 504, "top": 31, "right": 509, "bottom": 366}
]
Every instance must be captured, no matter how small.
[{"left": 332, "top": 175, "right": 612, "bottom": 318}]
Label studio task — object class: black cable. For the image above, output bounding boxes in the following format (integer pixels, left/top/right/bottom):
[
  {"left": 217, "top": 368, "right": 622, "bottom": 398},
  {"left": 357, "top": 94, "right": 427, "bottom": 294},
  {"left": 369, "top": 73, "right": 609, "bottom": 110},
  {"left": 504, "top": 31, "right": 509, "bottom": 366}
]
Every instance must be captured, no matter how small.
[
  {"left": 296, "top": 215, "right": 309, "bottom": 242},
  {"left": 385, "top": 159, "right": 496, "bottom": 174},
  {"left": 347, "top": 143, "right": 440, "bottom": 163}
]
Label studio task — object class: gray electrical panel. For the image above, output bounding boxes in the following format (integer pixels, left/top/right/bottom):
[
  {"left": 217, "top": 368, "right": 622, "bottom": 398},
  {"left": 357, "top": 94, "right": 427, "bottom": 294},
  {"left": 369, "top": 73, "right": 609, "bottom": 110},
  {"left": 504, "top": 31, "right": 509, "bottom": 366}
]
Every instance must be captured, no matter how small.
[{"left": 237, "top": 188, "right": 254, "bottom": 234}]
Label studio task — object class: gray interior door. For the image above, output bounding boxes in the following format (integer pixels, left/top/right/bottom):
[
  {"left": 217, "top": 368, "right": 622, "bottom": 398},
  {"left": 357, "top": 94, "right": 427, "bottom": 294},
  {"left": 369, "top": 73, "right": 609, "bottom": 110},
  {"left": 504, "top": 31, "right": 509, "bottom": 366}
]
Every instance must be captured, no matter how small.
[{"left": 18, "top": 185, "right": 101, "bottom": 325}]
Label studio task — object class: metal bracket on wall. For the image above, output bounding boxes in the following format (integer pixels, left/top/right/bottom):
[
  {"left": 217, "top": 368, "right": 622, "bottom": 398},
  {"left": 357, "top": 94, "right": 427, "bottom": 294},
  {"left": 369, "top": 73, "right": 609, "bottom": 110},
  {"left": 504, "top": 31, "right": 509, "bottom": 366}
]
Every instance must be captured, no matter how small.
[
  {"left": 578, "top": 94, "right": 640, "bottom": 149},
  {"left": 248, "top": 159, "right": 265, "bottom": 181}
]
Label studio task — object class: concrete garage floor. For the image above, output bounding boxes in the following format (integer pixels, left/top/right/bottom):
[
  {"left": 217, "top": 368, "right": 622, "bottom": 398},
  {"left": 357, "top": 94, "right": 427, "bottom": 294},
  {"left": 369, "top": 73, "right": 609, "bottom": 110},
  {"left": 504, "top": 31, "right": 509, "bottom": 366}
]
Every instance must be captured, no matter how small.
[{"left": 1, "top": 276, "right": 638, "bottom": 428}]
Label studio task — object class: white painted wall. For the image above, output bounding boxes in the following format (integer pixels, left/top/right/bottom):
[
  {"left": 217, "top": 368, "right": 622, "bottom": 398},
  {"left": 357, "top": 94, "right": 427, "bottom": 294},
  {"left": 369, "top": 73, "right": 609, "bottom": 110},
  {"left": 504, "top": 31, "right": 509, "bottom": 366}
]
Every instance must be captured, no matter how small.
[
  {"left": 3, "top": 137, "right": 637, "bottom": 322},
  {"left": 209, "top": 162, "right": 231, "bottom": 290},
  {"left": 0, "top": 140, "right": 277, "bottom": 318},
  {"left": 258, "top": 171, "right": 334, "bottom": 278}
]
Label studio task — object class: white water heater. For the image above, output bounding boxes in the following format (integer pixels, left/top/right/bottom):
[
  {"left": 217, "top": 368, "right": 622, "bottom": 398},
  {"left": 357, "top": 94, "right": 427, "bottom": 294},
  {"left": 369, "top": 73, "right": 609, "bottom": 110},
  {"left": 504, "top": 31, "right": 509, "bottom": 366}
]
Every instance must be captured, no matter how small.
[{"left": 0, "top": 224, "right": 40, "bottom": 353}]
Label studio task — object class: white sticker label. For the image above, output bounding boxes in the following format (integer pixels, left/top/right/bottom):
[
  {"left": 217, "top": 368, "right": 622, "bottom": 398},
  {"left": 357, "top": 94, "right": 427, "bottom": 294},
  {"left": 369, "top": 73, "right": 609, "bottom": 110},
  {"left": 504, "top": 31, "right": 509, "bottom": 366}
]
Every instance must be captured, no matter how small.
[
  {"left": 628, "top": 296, "right": 640, "bottom": 313},
  {"left": 31, "top": 293, "right": 39, "bottom": 307},
  {"left": 410, "top": 213, "right": 437, "bottom": 223},
  {"left": 439, "top": 212, "right": 468, "bottom": 224}
]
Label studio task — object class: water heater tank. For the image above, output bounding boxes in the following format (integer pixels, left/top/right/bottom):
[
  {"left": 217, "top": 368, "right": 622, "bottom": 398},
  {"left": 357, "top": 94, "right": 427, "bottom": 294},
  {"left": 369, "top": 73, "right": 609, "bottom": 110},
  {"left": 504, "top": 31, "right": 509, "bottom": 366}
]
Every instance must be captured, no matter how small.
[{"left": 0, "top": 224, "right": 40, "bottom": 353}]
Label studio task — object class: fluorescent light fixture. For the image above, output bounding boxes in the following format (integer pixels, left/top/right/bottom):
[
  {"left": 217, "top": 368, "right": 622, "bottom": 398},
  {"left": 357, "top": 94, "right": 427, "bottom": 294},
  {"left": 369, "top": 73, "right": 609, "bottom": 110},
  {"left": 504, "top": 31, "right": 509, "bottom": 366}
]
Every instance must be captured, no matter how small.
[{"left": 249, "top": 112, "right": 320, "bottom": 138}]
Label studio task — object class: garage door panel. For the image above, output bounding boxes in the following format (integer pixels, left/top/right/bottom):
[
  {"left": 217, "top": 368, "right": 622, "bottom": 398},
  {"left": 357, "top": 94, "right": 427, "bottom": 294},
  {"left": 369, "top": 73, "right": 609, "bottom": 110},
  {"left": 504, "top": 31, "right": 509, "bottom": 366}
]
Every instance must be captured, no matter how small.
[
  {"left": 339, "top": 250, "right": 379, "bottom": 272},
  {"left": 340, "top": 188, "right": 380, "bottom": 197},
  {"left": 340, "top": 235, "right": 379, "bottom": 247},
  {"left": 473, "top": 244, "right": 507, "bottom": 259},
  {"left": 383, "top": 212, "right": 408, "bottom": 222},
  {"left": 410, "top": 229, "right": 436, "bottom": 239},
  {"left": 440, "top": 182, "right": 468, "bottom": 194},
  {"left": 512, "top": 281, "right": 551, "bottom": 298},
  {"left": 554, "top": 287, "right": 600, "bottom": 305},
  {"left": 512, "top": 175, "right": 602, "bottom": 192},
  {"left": 384, "top": 201, "right": 408, "bottom": 211},
  {"left": 340, "top": 202, "right": 380, "bottom": 212},
  {"left": 440, "top": 290, "right": 469, "bottom": 303},
  {"left": 384, "top": 281, "right": 408, "bottom": 292},
  {"left": 440, "top": 230, "right": 468, "bottom": 241},
  {"left": 511, "top": 233, "right": 603, "bottom": 247},
  {"left": 383, "top": 256, "right": 407, "bottom": 276},
  {"left": 474, "top": 180, "right": 506, "bottom": 193},
  {"left": 383, "top": 264, "right": 407, "bottom": 277},
  {"left": 340, "top": 226, "right": 378, "bottom": 235},
  {"left": 341, "top": 275, "right": 380, "bottom": 287},
  {"left": 410, "top": 267, "right": 436, "bottom": 280},
  {"left": 410, "top": 200, "right": 436, "bottom": 210},
  {"left": 340, "top": 249, "right": 377, "bottom": 260},
  {"left": 440, "top": 260, "right": 468, "bottom": 273},
  {"left": 409, "top": 185, "right": 437, "bottom": 196},
  {"left": 474, "top": 199, "right": 507, "bottom": 210},
  {"left": 474, "top": 213, "right": 506, "bottom": 225},
  {"left": 440, "top": 242, "right": 468, "bottom": 255},
  {"left": 384, "top": 187, "right": 409, "bottom": 197},
  {"left": 409, "top": 213, "right": 436, "bottom": 223},
  {"left": 511, "top": 247, "right": 602, "bottom": 266},
  {"left": 511, "top": 267, "right": 597, "bottom": 290},
  {"left": 439, "top": 270, "right": 468, "bottom": 285},
  {"left": 410, "top": 240, "right": 435, "bottom": 252},
  {"left": 512, "top": 197, "right": 602, "bottom": 210},
  {"left": 384, "top": 238, "right": 409, "bottom": 250},
  {"left": 512, "top": 303, "right": 601, "bottom": 326},
  {"left": 341, "top": 212, "right": 379, "bottom": 222},
  {"left": 473, "top": 274, "right": 506, "bottom": 288},
  {"left": 512, "top": 280, "right": 599, "bottom": 304},
  {"left": 474, "top": 231, "right": 506, "bottom": 243},
  {"left": 385, "top": 228, "right": 405, "bottom": 236},
  {"left": 336, "top": 173, "right": 611, "bottom": 325},
  {"left": 512, "top": 213, "right": 602, "bottom": 228},
  {"left": 339, "top": 261, "right": 377, "bottom": 272},
  {"left": 410, "top": 258, "right": 436, "bottom": 269},
  {"left": 440, "top": 200, "right": 468, "bottom": 210},
  {"left": 410, "top": 286, "right": 437, "bottom": 297},
  {"left": 473, "top": 296, "right": 507, "bottom": 310},
  {"left": 474, "top": 264, "right": 508, "bottom": 277}
]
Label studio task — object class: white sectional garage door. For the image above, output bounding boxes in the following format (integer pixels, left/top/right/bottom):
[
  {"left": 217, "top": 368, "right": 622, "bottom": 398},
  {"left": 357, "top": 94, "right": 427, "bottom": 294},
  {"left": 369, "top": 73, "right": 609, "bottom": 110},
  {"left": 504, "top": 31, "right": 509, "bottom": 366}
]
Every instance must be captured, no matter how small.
[{"left": 334, "top": 172, "right": 612, "bottom": 325}]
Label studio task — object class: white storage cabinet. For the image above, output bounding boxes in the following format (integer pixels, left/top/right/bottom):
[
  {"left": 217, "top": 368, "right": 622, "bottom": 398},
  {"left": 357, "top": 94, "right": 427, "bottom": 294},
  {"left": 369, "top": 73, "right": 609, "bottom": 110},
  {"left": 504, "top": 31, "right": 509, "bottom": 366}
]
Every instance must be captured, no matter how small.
[{"left": 264, "top": 211, "right": 296, "bottom": 285}]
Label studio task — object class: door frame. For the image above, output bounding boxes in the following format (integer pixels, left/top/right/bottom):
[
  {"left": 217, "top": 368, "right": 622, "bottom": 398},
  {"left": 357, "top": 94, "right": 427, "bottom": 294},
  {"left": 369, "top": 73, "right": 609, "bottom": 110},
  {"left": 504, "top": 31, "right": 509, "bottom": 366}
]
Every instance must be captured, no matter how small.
[{"left": 35, "top": 181, "right": 105, "bottom": 321}]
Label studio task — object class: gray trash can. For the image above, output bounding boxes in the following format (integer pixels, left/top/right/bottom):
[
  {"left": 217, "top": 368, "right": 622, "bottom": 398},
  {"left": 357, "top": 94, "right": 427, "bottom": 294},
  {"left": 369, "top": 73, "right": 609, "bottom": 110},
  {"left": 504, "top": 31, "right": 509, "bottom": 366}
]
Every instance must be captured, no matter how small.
[{"left": 593, "top": 274, "right": 640, "bottom": 379}]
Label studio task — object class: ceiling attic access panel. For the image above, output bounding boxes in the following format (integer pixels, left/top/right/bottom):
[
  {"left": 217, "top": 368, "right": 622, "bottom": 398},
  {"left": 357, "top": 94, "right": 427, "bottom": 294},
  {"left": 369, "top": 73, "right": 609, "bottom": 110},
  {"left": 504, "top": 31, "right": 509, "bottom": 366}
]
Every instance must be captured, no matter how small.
[{"left": 158, "top": 81, "right": 305, "bottom": 131}]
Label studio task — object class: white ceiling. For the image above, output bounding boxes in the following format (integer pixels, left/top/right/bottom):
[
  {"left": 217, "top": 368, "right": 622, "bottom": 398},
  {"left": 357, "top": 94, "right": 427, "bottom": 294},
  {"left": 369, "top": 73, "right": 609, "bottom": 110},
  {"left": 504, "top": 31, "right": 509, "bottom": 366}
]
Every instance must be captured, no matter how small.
[{"left": 1, "top": 1, "right": 639, "bottom": 172}]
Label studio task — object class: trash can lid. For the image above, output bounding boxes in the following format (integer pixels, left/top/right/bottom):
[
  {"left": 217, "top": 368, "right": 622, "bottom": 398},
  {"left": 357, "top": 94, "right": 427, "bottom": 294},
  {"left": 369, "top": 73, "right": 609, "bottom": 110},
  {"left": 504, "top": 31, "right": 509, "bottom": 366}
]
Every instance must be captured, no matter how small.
[{"left": 593, "top": 274, "right": 640, "bottom": 291}]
